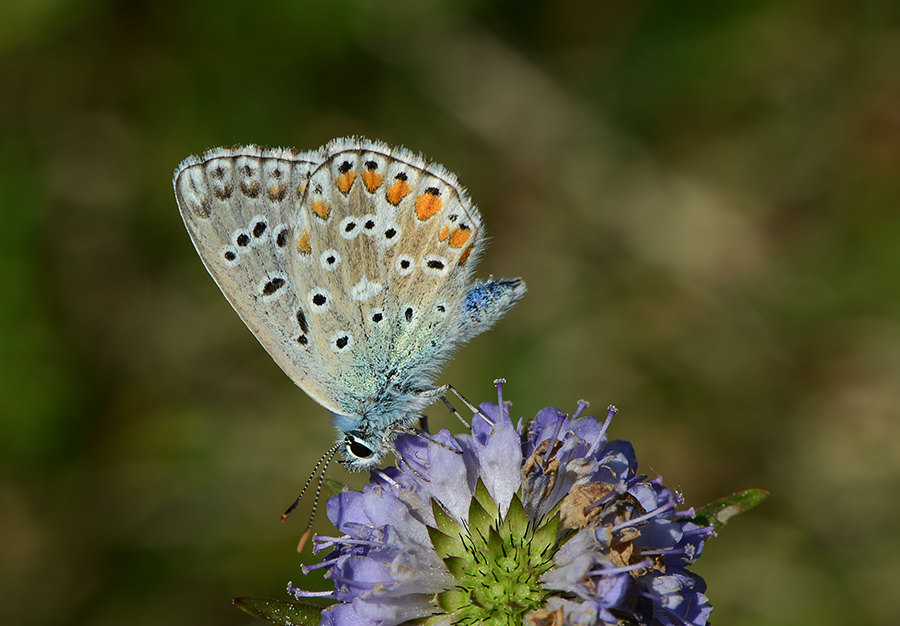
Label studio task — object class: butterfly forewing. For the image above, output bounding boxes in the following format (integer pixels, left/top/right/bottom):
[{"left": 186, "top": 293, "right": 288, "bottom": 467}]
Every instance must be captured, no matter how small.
[{"left": 174, "top": 146, "right": 348, "bottom": 415}]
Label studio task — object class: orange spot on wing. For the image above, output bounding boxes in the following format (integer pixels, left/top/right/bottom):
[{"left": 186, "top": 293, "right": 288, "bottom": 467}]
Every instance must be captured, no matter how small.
[
  {"left": 267, "top": 183, "right": 287, "bottom": 202},
  {"left": 448, "top": 225, "right": 471, "bottom": 248},
  {"left": 438, "top": 225, "right": 450, "bottom": 241},
  {"left": 297, "top": 230, "right": 312, "bottom": 255},
  {"left": 336, "top": 171, "right": 355, "bottom": 194},
  {"left": 311, "top": 199, "right": 331, "bottom": 221},
  {"left": 362, "top": 170, "right": 383, "bottom": 192},
  {"left": 386, "top": 180, "right": 411, "bottom": 206},
  {"left": 415, "top": 193, "right": 442, "bottom": 221},
  {"left": 458, "top": 243, "right": 474, "bottom": 265}
]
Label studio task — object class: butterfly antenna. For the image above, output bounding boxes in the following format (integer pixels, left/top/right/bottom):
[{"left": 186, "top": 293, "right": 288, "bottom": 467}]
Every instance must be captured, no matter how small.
[{"left": 281, "top": 441, "right": 341, "bottom": 531}]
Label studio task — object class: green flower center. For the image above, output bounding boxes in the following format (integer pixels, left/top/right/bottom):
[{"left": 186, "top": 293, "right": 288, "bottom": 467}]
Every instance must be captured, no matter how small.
[{"left": 427, "top": 480, "right": 561, "bottom": 626}]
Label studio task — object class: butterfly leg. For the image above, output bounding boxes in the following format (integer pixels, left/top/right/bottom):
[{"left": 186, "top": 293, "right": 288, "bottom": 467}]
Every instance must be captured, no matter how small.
[
  {"left": 414, "top": 430, "right": 464, "bottom": 454},
  {"left": 394, "top": 448, "right": 431, "bottom": 481},
  {"left": 444, "top": 383, "right": 491, "bottom": 422},
  {"left": 391, "top": 433, "right": 462, "bottom": 480},
  {"left": 439, "top": 395, "right": 470, "bottom": 428},
  {"left": 415, "top": 383, "right": 484, "bottom": 422}
]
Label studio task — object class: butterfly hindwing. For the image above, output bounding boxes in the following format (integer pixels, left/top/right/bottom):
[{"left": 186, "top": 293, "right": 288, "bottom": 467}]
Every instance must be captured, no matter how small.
[{"left": 288, "top": 139, "right": 488, "bottom": 413}]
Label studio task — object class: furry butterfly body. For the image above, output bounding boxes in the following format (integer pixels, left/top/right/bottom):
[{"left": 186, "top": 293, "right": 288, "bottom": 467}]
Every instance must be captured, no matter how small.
[{"left": 174, "top": 137, "right": 525, "bottom": 470}]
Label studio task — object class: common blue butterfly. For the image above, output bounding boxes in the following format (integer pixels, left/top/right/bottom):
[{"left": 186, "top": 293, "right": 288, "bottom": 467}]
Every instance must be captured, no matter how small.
[{"left": 173, "top": 138, "right": 525, "bottom": 472}]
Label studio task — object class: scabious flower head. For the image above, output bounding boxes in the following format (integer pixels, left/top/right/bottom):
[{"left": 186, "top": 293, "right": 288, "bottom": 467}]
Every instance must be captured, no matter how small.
[{"left": 290, "top": 382, "right": 714, "bottom": 626}]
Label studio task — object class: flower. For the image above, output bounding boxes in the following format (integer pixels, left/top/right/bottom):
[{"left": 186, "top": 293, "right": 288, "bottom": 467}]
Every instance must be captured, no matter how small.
[{"left": 289, "top": 381, "right": 714, "bottom": 626}]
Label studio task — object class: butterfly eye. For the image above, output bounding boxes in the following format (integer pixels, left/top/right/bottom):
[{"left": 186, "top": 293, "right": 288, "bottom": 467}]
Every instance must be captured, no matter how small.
[{"left": 347, "top": 438, "right": 374, "bottom": 459}]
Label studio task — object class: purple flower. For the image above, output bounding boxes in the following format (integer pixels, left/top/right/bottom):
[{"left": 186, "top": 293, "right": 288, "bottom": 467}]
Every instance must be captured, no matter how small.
[{"left": 289, "top": 381, "right": 714, "bottom": 626}]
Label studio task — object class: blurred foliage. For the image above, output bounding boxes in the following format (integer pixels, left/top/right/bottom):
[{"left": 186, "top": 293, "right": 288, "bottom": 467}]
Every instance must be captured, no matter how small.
[{"left": 2, "top": 0, "right": 900, "bottom": 625}]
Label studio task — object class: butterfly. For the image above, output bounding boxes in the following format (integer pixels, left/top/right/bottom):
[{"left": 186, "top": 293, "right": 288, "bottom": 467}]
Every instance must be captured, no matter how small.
[{"left": 173, "top": 137, "right": 526, "bottom": 472}]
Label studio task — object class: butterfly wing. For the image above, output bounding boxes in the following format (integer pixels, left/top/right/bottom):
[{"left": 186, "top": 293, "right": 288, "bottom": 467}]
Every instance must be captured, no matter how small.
[
  {"left": 174, "top": 145, "right": 352, "bottom": 415},
  {"left": 290, "top": 138, "right": 488, "bottom": 416},
  {"left": 175, "top": 138, "right": 520, "bottom": 432}
]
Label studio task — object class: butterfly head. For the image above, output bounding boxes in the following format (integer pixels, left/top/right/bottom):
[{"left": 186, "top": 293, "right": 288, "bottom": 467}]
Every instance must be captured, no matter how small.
[{"left": 341, "top": 431, "right": 389, "bottom": 472}]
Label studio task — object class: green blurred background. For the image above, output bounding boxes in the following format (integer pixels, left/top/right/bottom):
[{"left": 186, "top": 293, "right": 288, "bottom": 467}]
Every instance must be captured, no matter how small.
[{"left": 2, "top": 0, "right": 899, "bottom": 624}]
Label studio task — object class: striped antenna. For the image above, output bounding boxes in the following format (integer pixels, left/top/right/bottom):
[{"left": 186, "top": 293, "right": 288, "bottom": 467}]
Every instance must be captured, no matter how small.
[{"left": 281, "top": 441, "right": 342, "bottom": 551}]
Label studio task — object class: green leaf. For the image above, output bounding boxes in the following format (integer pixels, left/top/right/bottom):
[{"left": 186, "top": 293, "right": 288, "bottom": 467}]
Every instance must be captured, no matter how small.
[
  {"left": 233, "top": 597, "right": 324, "bottom": 626},
  {"left": 690, "top": 488, "right": 769, "bottom": 532}
]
